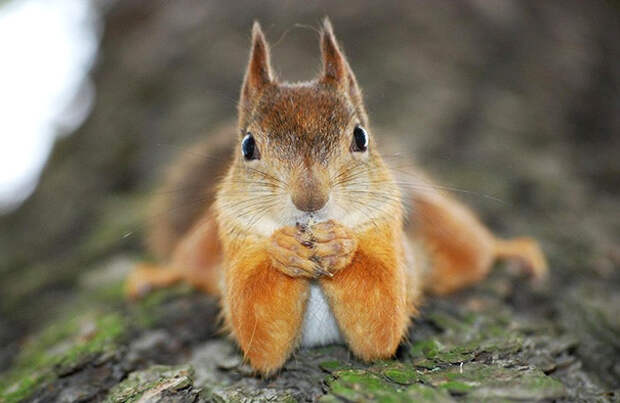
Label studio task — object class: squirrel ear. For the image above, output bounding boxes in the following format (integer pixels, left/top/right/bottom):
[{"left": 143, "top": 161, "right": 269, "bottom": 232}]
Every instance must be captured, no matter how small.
[
  {"left": 241, "top": 22, "right": 273, "bottom": 103},
  {"left": 320, "top": 18, "right": 368, "bottom": 124},
  {"left": 319, "top": 18, "right": 348, "bottom": 87}
]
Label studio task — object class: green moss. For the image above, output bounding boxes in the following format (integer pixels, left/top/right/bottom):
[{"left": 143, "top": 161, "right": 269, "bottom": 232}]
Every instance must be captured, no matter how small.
[
  {"left": 335, "top": 370, "right": 389, "bottom": 390},
  {"left": 427, "top": 312, "right": 467, "bottom": 333},
  {"left": 313, "top": 345, "right": 345, "bottom": 356},
  {"left": 414, "top": 359, "right": 440, "bottom": 370},
  {"left": 0, "top": 312, "right": 126, "bottom": 403},
  {"left": 324, "top": 369, "right": 403, "bottom": 402},
  {"left": 317, "top": 395, "right": 341, "bottom": 403},
  {"left": 319, "top": 360, "right": 351, "bottom": 373},
  {"left": 57, "top": 313, "right": 125, "bottom": 369},
  {"left": 410, "top": 339, "right": 443, "bottom": 359},
  {"left": 0, "top": 371, "right": 49, "bottom": 403},
  {"left": 322, "top": 365, "right": 461, "bottom": 402},
  {"left": 382, "top": 366, "right": 426, "bottom": 385},
  {"left": 0, "top": 314, "right": 82, "bottom": 402},
  {"left": 438, "top": 380, "right": 473, "bottom": 394},
  {"left": 410, "top": 338, "right": 475, "bottom": 369},
  {"left": 424, "top": 363, "right": 565, "bottom": 400},
  {"left": 90, "top": 280, "right": 126, "bottom": 305},
  {"left": 406, "top": 384, "right": 455, "bottom": 402}
]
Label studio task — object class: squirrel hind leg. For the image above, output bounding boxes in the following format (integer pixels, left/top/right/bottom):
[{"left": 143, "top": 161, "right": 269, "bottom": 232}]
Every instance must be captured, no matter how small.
[
  {"left": 409, "top": 187, "right": 548, "bottom": 295},
  {"left": 126, "top": 215, "right": 223, "bottom": 300},
  {"left": 420, "top": 234, "right": 548, "bottom": 296},
  {"left": 125, "top": 263, "right": 184, "bottom": 300},
  {"left": 493, "top": 237, "right": 548, "bottom": 281}
]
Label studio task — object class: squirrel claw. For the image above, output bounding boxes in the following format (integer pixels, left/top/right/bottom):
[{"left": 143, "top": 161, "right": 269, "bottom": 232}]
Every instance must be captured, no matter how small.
[{"left": 314, "top": 265, "right": 333, "bottom": 278}]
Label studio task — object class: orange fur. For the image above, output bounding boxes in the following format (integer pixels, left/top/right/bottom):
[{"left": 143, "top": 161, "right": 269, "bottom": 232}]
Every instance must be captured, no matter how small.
[
  {"left": 320, "top": 224, "right": 412, "bottom": 360},
  {"left": 223, "top": 240, "right": 309, "bottom": 375}
]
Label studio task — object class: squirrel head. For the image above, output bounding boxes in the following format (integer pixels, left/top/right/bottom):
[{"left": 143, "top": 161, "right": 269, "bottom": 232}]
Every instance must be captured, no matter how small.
[{"left": 217, "top": 18, "right": 401, "bottom": 236}]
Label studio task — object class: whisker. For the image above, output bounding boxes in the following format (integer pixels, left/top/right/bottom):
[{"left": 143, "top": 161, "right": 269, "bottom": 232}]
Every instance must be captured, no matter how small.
[
  {"left": 243, "top": 166, "right": 288, "bottom": 189},
  {"left": 339, "top": 152, "right": 507, "bottom": 205},
  {"left": 334, "top": 166, "right": 506, "bottom": 205}
]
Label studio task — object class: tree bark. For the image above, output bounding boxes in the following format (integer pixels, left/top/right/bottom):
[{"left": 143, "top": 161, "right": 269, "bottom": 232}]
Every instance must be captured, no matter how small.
[{"left": 1, "top": 1, "right": 619, "bottom": 401}]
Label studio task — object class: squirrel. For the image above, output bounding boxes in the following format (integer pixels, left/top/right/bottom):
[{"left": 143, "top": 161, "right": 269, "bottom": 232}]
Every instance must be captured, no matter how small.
[{"left": 126, "top": 18, "right": 548, "bottom": 376}]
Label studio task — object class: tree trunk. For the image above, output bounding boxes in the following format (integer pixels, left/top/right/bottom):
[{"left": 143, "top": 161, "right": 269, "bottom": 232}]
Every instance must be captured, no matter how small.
[{"left": 1, "top": 1, "right": 618, "bottom": 401}]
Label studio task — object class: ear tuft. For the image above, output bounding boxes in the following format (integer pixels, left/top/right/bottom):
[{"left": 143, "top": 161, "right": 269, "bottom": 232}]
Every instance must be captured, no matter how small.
[
  {"left": 319, "top": 17, "right": 369, "bottom": 125},
  {"left": 322, "top": 16, "right": 335, "bottom": 37},
  {"left": 320, "top": 17, "right": 348, "bottom": 86},
  {"left": 252, "top": 20, "right": 263, "bottom": 37},
  {"left": 242, "top": 21, "right": 273, "bottom": 100}
]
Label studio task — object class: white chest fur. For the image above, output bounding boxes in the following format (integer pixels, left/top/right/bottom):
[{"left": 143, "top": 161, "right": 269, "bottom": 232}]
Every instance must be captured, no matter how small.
[{"left": 300, "top": 283, "right": 342, "bottom": 347}]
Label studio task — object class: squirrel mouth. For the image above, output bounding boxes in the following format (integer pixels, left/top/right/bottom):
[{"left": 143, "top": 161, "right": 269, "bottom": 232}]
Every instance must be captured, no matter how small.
[
  {"left": 292, "top": 209, "right": 330, "bottom": 227},
  {"left": 287, "top": 197, "right": 333, "bottom": 228},
  {"left": 294, "top": 212, "right": 317, "bottom": 227}
]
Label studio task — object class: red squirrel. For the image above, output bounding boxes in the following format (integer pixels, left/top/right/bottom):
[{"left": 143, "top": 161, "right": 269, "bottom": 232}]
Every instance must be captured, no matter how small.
[{"left": 126, "top": 19, "right": 547, "bottom": 375}]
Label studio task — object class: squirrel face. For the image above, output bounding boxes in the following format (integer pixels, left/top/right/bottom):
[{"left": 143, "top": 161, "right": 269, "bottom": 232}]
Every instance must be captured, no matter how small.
[{"left": 216, "top": 20, "right": 401, "bottom": 237}]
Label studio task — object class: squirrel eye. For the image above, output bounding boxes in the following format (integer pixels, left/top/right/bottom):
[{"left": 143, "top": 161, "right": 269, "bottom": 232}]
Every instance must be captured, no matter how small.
[
  {"left": 351, "top": 125, "right": 368, "bottom": 152},
  {"left": 241, "top": 133, "right": 259, "bottom": 160}
]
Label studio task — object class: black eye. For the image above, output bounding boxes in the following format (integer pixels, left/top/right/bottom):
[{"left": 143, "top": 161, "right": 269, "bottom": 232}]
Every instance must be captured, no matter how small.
[
  {"left": 241, "top": 133, "right": 259, "bottom": 160},
  {"left": 351, "top": 125, "right": 368, "bottom": 152}
]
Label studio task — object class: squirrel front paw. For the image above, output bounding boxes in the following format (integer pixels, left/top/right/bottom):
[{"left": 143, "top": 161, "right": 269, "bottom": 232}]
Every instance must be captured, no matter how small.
[
  {"left": 268, "top": 220, "right": 358, "bottom": 279},
  {"left": 268, "top": 225, "right": 325, "bottom": 278},
  {"left": 306, "top": 220, "right": 358, "bottom": 275}
]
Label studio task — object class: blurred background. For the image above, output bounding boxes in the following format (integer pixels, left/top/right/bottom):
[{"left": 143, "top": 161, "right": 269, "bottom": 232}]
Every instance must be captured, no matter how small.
[{"left": 0, "top": 0, "right": 618, "bottom": 395}]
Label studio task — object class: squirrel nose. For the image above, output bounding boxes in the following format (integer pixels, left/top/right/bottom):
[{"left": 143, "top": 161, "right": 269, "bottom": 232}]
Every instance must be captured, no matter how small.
[
  {"left": 292, "top": 190, "right": 329, "bottom": 212},
  {"left": 291, "top": 166, "right": 329, "bottom": 212}
]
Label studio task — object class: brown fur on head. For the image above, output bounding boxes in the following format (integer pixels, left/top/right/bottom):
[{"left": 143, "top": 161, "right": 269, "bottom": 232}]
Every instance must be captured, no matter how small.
[{"left": 216, "top": 18, "right": 402, "bottom": 238}]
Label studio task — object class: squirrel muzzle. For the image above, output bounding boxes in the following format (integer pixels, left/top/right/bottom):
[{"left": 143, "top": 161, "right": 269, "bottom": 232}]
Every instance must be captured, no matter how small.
[{"left": 290, "top": 164, "right": 330, "bottom": 212}]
